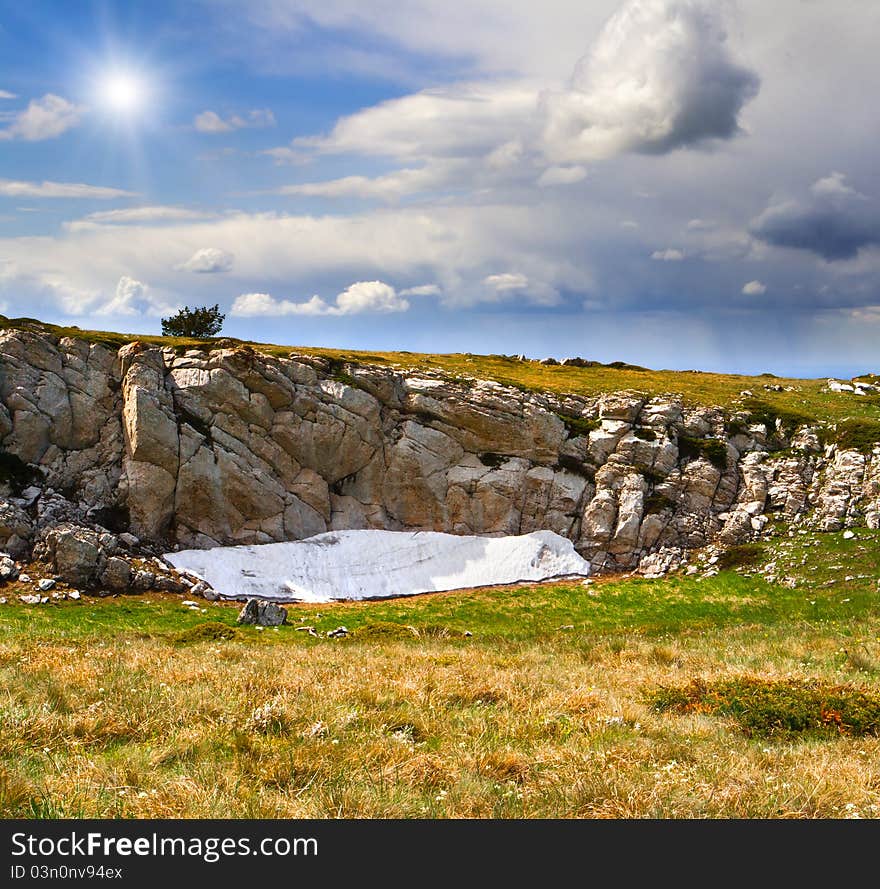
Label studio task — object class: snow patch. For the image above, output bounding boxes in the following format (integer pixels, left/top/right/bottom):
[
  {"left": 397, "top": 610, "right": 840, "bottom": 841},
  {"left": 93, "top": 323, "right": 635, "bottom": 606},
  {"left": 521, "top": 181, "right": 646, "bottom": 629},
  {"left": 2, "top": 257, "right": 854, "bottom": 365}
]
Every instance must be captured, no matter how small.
[{"left": 164, "top": 529, "right": 590, "bottom": 603}]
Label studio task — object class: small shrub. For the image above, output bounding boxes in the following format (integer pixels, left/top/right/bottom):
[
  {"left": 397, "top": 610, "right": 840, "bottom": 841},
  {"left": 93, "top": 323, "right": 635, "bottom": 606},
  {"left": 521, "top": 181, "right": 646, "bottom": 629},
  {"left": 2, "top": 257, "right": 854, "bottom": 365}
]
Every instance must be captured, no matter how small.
[
  {"left": 174, "top": 622, "right": 237, "bottom": 645},
  {"left": 0, "top": 449, "right": 39, "bottom": 494},
  {"left": 632, "top": 427, "right": 657, "bottom": 441},
  {"left": 353, "top": 621, "right": 420, "bottom": 642},
  {"left": 648, "top": 677, "right": 880, "bottom": 738},
  {"left": 716, "top": 543, "right": 766, "bottom": 571},
  {"left": 478, "top": 453, "right": 507, "bottom": 469},
  {"left": 644, "top": 493, "right": 676, "bottom": 514},
  {"left": 557, "top": 413, "right": 600, "bottom": 438},
  {"left": 677, "top": 435, "right": 728, "bottom": 470},
  {"left": 832, "top": 419, "right": 880, "bottom": 455},
  {"left": 739, "top": 398, "right": 812, "bottom": 434}
]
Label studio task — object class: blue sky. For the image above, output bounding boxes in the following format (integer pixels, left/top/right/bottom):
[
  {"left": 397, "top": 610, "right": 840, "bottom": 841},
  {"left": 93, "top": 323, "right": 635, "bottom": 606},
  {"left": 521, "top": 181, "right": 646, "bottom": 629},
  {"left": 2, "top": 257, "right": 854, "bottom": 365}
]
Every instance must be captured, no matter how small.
[{"left": 1, "top": 0, "right": 879, "bottom": 376}]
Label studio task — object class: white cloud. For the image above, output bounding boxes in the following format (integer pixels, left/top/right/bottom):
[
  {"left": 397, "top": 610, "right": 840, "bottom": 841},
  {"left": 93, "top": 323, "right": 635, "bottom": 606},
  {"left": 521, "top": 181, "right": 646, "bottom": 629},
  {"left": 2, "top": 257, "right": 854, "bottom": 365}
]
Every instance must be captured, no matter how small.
[
  {"left": 541, "top": 0, "right": 760, "bottom": 162},
  {"left": 687, "top": 218, "right": 716, "bottom": 231},
  {"left": 178, "top": 247, "right": 234, "bottom": 273},
  {"left": 0, "top": 90, "right": 16, "bottom": 100},
  {"left": 0, "top": 94, "right": 84, "bottom": 141},
  {"left": 69, "top": 206, "right": 211, "bottom": 228},
  {"left": 536, "top": 165, "right": 587, "bottom": 186},
  {"left": 194, "top": 108, "right": 276, "bottom": 133},
  {"left": 620, "top": 220, "right": 639, "bottom": 230},
  {"left": 0, "top": 179, "right": 137, "bottom": 199},
  {"left": 810, "top": 170, "right": 862, "bottom": 200},
  {"left": 482, "top": 271, "right": 560, "bottom": 304},
  {"left": 94, "top": 277, "right": 175, "bottom": 317},
  {"left": 486, "top": 140, "right": 525, "bottom": 170},
  {"left": 399, "top": 283, "right": 441, "bottom": 296},
  {"left": 279, "top": 164, "right": 459, "bottom": 201},
  {"left": 295, "top": 83, "right": 537, "bottom": 159},
  {"left": 0, "top": 203, "right": 590, "bottom": 318},
  {"left": 651, "top": 248, "right": 685, "bottom": 261},
  {"left": 741, "top": 280, "right": 767, "bottom": 295},
  {"left": 484, "top": 272, "right": 529, "bottom": 292},
  {"left": 262, "top": 146, "right": 309, "bottom": 165},
  {"left": 231, "top": 280, "right": 409, "bottom": 317},
  {"left": 336, "top": 280, "right": 409, "bottom": 313}
]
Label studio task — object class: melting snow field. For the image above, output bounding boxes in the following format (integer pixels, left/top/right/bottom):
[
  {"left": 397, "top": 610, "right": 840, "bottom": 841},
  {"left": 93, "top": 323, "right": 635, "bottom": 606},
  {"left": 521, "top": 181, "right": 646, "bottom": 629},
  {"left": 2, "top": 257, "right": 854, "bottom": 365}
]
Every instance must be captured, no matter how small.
[{"left": 165, "top": 529, "right": 591, "bottom": 603}]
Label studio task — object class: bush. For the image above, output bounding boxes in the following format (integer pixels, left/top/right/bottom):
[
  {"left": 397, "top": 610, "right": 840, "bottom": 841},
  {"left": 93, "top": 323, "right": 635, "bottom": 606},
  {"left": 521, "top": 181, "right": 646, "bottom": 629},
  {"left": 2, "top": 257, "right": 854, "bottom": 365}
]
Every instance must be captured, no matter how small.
[
  {"left": 161, "top": 304, "right": 225, "bottom": 338},
  {"left": 716, "top": 543, "right": 766, "bottom": 570},
  {"left": 647, "top": 677, "right": 880, "bottom": 738},
  {"left": 677, "top": 435, "right": 728, "bottom": 470}
]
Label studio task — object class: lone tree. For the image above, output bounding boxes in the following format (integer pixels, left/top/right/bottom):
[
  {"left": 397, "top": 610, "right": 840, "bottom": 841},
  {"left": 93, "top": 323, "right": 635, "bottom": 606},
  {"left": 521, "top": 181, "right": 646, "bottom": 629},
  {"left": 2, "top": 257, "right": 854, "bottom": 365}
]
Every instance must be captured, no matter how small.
[{"left": 161, "top": 304, "right": 225, "bottom": 338}]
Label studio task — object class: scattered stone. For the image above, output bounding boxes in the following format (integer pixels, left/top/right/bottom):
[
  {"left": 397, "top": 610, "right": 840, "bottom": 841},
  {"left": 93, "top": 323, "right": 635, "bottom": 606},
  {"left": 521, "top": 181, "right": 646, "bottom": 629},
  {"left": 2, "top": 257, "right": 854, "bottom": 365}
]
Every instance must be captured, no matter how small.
[
  {"left": 181, "top": 600, "right": 200, "bottom": 607},
  {"left": 68, "top": 590, "right": 81, "bottom": 600},
  {"left": 843, "top": 530, "right": 855, "bottom": 540},
  {"left": 327, "top": 625, "right": 349, "bottom": 638},
  {"left": 0, "top": 555, "right": 18, "bottom": 581},
  {"left": 295, "top": 626, "right": 318, "bottom": 637},
  {"left": 19, "top": 594, "right": 41, "bottom": 604},
  {"left": 18, "top": 573, "right": 31, "bottom": 583},
  {"left": 237, "top": 599, "right": 288, "bottom": 627},
  {"left": 36, "top": 578, "right": 55, "bottom": 591},
  {"left": 100, "top": 556, "right": 132, "bottom": 590},
  {"left": 558, "top": 624, "right": 575, "bottom": 631}
]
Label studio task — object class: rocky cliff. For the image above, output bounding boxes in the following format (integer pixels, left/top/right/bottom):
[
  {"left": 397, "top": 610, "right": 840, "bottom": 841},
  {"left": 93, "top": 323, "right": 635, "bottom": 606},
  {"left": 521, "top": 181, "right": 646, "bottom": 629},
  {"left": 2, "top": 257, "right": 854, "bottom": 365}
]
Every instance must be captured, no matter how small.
[{"left": 2, "top": 327, "right": 879, "bottom": 588}]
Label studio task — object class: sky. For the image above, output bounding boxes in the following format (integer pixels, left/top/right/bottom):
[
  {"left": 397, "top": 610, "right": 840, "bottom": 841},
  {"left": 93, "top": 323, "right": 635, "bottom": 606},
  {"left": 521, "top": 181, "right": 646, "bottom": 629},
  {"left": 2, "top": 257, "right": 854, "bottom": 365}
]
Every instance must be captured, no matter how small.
[{"left": 0, "top": 0, "right": 879, "bottom": 376}]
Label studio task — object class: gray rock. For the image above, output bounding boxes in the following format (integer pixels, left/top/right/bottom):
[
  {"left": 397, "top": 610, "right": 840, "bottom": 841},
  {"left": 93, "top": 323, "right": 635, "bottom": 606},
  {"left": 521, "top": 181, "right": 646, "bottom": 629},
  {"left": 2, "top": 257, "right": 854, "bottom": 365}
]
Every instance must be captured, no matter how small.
[
  {"left": 237, "top": 599, "right": 288, "bottom": 626},
  {"left": 0, "top": 555, "right": 18, "bottom": 581},
  {"left": 36, "top": 578, "right": 56, "bottom": 591},
  {"left": 100, "top": 556, "right": 132, "bottom": 590}
]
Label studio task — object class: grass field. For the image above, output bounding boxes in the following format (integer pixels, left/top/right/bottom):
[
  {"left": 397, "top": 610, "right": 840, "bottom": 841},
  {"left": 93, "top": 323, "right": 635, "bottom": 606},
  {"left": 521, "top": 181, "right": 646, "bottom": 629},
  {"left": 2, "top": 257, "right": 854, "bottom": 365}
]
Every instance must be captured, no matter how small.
[{"left": 2, "top": 527, "right": 879, "bottom": 818}]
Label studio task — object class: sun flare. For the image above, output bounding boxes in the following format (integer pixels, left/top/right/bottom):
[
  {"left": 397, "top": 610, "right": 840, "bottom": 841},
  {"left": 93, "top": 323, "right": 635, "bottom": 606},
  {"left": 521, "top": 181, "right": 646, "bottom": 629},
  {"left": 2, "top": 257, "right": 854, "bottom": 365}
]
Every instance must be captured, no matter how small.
[{"left": 100, "top": 71, "right": 144, "bottom": 112}]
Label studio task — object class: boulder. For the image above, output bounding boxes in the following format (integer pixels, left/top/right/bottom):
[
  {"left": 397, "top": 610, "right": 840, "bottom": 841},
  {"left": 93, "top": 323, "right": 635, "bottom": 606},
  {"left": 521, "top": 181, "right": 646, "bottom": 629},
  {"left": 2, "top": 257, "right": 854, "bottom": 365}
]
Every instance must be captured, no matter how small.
[{"left": 237, "top": 599, "right": 288, "bottom": 626}]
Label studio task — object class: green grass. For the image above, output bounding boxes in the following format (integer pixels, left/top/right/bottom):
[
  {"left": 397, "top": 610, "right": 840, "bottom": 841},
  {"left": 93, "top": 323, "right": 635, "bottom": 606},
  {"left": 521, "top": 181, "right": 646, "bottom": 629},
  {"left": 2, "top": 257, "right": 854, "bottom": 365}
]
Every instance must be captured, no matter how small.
[{"left": 3, "top": 530, "right": 879, "bottom": 646}]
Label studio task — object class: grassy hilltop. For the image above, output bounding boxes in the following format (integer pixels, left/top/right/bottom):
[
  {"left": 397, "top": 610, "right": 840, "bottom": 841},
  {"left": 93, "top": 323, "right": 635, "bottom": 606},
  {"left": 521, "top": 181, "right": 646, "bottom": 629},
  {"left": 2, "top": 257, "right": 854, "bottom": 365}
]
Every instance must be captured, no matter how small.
[{"left": 3, "top": 313, "right": 879, "bottom": 427}]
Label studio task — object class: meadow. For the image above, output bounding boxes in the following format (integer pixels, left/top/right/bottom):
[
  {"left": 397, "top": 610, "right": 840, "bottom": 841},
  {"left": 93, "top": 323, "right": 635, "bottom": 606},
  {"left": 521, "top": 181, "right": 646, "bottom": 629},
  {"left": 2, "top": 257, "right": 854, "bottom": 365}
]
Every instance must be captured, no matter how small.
[{"left": 2, "top": 527, "right": 879, "bottom": 818}]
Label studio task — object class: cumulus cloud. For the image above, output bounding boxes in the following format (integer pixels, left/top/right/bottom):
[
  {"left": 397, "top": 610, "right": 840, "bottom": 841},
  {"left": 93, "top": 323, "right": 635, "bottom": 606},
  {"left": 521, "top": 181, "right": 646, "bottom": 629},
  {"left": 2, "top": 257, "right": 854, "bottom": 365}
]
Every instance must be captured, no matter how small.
[
  {"left": 0, "top": 90, "right": 17, "bottom": 99},
  {"left": 541, "top": 0, "right": 759, "bottom": 163},
  {"left": 0, "top": 179, "right": 137, "bottom": 199},
  {"left": 194, "top": 108, "right": 276, "bottom": 133},
  {"left": 178, "top": 247, "right": 234, "bottom": 274},
  {"left": 536, "top": 165, "right": 587, "bottom": 186},
  {"left": 0, "top": 94, "right": 84, "bottom": 141},
  {"left": 741, "top": 280, "right": 767, "bottom": 295},
  {"left": 750, "top": 173, "right": 880, "bottom": 261},
  {"left": 94, "top": 277, "right": 175, "bottom": 317},
  {"left": 651, "top": 248, "right": 685, "bottom": 261},
  {"left": 231, "top": 281, "right": 409, "bottom": 317}
]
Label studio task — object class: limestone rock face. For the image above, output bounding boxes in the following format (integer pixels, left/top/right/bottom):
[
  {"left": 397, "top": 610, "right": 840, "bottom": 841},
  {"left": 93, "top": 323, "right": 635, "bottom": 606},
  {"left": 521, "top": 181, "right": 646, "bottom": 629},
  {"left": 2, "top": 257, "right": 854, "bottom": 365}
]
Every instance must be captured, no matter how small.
[{"left": 3, "top": 328, "right": 880, "bottom": 575}]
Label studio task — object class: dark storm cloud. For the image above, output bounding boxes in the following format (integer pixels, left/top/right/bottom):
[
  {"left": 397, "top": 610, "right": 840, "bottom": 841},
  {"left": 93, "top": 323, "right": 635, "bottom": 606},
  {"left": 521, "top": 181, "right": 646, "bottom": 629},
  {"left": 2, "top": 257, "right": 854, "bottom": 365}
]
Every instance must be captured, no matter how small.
[{"left": 750, "top": 173, "right": 880, "bottom": 261}]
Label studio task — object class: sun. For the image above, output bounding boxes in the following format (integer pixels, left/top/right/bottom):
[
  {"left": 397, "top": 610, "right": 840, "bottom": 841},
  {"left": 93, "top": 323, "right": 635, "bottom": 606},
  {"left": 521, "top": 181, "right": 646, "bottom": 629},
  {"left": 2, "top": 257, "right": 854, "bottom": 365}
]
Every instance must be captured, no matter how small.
[{"left": 100, "top": 71, "right": 145, "bottom": 113}]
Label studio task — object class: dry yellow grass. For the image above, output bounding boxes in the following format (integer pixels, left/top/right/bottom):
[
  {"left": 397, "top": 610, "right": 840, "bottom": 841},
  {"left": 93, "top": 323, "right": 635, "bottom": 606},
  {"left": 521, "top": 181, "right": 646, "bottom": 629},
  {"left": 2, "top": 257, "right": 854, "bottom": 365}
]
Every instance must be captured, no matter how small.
[{"left": 2, "top": 616, "right": 879, "bottom": 819}]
